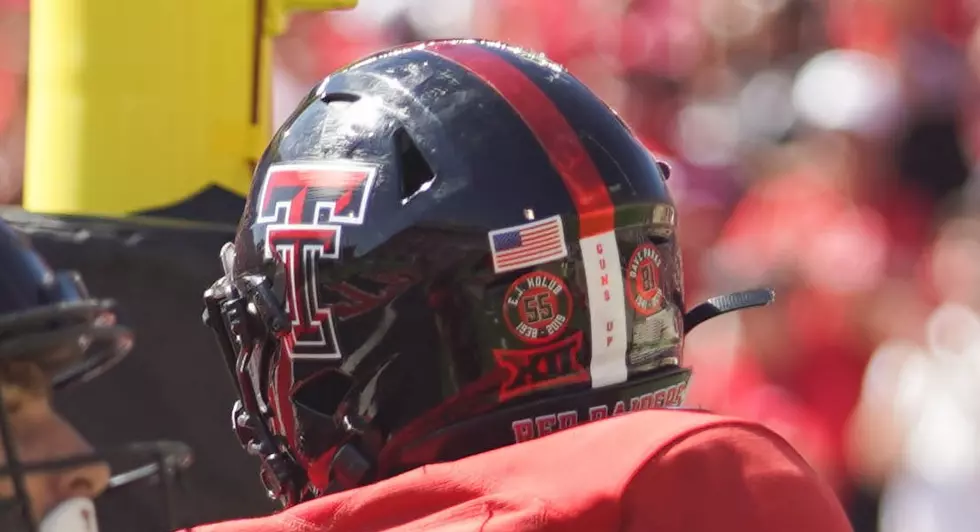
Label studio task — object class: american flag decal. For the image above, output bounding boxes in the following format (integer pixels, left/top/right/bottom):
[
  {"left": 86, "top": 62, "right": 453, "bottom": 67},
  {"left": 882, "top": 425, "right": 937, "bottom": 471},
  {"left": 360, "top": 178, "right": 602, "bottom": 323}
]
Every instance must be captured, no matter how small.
[{"left": 488, "top": 215, "right": 568, "bottom": 273}]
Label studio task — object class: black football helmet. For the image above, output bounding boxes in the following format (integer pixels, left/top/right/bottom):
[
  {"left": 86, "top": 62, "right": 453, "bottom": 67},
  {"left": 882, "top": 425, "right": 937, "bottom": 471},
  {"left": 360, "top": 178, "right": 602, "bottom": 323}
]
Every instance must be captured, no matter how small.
[
  {"left": 0, "top": 218, "right": 192, "bottom": 531},
  {"left": 203, "top": 39, "right": 773, "bottom": 506}
]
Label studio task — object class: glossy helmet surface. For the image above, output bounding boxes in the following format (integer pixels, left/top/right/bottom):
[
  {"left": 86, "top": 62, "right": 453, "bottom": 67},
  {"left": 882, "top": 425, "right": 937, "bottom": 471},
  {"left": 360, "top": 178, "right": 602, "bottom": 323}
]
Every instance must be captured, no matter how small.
[
  {"left": 203, "top": 39, "right": 772, "bottom": 506},
  {"left": 0, "top": 219, "right": 192, "bottom": 531}
]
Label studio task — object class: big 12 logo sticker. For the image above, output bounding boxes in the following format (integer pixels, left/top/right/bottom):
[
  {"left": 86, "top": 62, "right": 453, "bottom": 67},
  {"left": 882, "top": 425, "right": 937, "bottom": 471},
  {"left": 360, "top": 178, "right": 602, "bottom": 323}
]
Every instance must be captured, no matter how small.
[{"left": 256, "top": 161, "right": 378, "bottom": 362}]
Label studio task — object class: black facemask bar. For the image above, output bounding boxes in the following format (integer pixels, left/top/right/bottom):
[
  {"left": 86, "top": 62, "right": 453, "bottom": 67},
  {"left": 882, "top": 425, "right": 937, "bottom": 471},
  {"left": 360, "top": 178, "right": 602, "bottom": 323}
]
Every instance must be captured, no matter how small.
[
  {"left": 203, "top": 243, "right": 383, "bottom": 506},
  {"left": 203, "top": 267, "right": 309, "bottom": 507}
]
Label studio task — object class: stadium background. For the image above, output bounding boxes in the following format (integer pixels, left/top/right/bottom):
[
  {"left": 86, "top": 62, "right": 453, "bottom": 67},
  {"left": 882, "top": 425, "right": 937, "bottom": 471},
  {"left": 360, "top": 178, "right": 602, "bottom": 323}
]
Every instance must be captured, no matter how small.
[{"left": 3, "top": 0, "right": 980, "bottom": 531}]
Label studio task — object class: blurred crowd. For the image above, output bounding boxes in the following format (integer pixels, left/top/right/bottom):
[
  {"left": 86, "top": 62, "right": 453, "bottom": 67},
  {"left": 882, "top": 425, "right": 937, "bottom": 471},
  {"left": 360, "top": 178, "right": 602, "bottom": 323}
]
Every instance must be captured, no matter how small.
[
  {"left": 4, "top": 0, "right": 980, "bottom": 531},
  {"left": 0, "top": 0, "right": 26, "bottom": 204}
]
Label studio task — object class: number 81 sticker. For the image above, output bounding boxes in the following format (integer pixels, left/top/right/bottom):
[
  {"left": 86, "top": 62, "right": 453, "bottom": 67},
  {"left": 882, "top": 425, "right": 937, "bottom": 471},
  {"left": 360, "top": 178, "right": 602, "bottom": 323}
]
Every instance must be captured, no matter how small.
[
  {"left": 626, "top": 243, "right": 665, "bottom": 316},
  {"left": 503, "top": 271, "right": 572, "bottom": 344}
]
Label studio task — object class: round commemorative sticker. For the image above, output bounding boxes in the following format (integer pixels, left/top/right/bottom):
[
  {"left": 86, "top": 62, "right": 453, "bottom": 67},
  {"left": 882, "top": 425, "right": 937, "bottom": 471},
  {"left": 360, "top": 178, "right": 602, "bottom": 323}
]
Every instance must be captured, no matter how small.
[
  {"left": 626, "top": 243, "right": 665, "bottom": 316},
  {"left": 502, "top": 271, "right": 572, "bottom": 344}
]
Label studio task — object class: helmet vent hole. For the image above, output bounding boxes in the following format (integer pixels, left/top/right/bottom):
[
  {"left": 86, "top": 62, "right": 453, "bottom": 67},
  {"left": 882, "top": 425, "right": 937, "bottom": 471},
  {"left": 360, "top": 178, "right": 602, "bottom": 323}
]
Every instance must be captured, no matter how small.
[
  {"left": 394, "top": 128, "right": 435, "bottom": 205},
  {"left": 321, "top": 92, "right": 360, "bottom": 105}
]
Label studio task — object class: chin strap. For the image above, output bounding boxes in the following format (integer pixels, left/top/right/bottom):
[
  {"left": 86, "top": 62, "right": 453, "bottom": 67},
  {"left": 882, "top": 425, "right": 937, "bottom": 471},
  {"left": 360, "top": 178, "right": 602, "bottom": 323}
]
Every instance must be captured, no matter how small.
[{"left": 683, "top": 288, "right": 776, "bottom": 334}]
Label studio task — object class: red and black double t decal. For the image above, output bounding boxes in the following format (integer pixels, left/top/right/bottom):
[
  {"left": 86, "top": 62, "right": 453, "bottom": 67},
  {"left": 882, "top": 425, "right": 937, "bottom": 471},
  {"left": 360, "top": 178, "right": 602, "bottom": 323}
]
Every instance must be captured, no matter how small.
[{"left": 256, "top": 161, "right": 378, "bottom": 361}]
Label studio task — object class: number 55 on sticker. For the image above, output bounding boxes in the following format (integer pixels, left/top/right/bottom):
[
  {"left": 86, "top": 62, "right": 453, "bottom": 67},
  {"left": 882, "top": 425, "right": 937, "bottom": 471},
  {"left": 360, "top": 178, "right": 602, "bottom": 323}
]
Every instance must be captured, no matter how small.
[{"left": 503, "top": 271, "right": 573, "bottom": 344}]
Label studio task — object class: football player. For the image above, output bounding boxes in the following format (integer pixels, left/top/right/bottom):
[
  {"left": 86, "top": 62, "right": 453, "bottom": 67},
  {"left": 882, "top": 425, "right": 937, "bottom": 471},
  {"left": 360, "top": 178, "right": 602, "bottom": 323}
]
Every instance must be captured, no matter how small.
[
  {"left": 0, "top": 217, "right": 191, "bottom": 531},
  {"left": 193, "top": 40, "right": 853, "bottom": 531}
]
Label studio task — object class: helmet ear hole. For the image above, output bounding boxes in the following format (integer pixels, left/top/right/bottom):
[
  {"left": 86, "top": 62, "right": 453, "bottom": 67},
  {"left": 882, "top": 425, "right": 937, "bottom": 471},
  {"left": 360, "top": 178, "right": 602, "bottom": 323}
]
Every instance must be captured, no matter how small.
[
  {"left": 394, "top": 128, "right": 435, "bottom": 204},
  {"left": 292, "top": 369, "right": 354, "bottom": 417}
]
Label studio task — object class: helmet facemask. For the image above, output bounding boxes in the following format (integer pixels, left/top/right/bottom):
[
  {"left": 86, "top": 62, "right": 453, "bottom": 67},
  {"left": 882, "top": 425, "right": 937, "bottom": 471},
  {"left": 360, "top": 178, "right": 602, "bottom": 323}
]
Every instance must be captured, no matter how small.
[{"left": 0, "top": 269, "right": 193, "bottom": 531}]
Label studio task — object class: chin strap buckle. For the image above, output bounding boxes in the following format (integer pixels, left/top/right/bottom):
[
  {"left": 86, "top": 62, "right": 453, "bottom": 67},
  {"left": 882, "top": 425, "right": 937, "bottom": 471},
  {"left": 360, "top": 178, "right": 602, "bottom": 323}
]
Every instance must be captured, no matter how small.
[{"left": 328, "top": 442, "right": 373, "bottom": 493}]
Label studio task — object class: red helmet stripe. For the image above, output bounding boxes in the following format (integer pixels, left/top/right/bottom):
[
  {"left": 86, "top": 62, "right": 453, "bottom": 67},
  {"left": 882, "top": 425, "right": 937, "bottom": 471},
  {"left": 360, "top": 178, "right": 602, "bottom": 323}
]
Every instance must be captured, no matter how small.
[{"left": 427, "top": 42, "right": 615, "bottom": 239}]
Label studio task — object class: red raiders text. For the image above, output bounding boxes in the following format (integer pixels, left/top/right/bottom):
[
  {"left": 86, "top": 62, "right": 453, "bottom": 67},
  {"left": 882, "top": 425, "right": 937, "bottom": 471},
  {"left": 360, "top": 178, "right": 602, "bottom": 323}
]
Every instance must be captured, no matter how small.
[{"left": 511, "top": 381, "right": 688, "bottom": 443}]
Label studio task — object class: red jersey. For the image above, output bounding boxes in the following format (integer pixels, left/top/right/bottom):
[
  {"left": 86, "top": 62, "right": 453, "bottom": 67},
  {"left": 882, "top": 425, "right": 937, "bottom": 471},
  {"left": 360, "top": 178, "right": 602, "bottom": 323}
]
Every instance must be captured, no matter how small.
[{"left": 182, "top": 409, "right": 852, "bottom": 532}]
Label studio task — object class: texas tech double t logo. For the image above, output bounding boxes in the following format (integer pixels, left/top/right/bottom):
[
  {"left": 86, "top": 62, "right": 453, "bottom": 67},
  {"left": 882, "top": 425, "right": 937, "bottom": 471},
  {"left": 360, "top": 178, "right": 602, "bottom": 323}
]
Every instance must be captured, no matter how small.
[{"left": 256, "top": 161, "right": 378, "bottom": 361}]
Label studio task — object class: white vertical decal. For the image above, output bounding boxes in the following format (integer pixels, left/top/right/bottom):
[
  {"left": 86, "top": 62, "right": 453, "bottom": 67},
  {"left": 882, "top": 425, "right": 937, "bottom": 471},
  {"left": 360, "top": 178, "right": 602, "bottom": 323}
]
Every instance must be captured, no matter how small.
[{"left": 580, "top": 231, "right": 629, "bottom": 388}]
